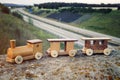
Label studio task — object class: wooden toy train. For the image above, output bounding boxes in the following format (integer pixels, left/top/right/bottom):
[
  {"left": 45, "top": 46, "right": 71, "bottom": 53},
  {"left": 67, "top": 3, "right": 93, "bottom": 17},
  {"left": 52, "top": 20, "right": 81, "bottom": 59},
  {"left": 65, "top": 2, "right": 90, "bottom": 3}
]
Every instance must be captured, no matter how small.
[{"left": 6, "top": 37, "right": 112, "bottom": 64}]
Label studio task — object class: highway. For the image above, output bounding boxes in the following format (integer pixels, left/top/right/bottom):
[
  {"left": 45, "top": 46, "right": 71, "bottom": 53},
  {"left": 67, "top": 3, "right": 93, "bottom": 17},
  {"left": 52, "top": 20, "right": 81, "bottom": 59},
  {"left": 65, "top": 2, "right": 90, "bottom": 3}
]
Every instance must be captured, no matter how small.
[
  {"left": 18, "top": 9, "right": 120, "bottom": 46},
  {"left": 23, "top": 15, "right": 84, "bottom": 46}
]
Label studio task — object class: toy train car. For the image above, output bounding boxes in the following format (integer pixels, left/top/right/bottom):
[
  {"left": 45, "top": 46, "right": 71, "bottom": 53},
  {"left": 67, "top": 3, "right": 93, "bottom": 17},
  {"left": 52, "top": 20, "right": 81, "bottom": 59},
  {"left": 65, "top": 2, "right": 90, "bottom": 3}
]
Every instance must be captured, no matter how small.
[
  {"left": 6, "top": 39, "right": 43, "bottom": 64},
  {"left": 6, "top": 37, "right": 112, "bottom": 64},
  {"left": 46, "top": 39, "right": 78, "bottom": 57},
  {"left": 81, "top": 37, "right": 112, "bottom": 56}
]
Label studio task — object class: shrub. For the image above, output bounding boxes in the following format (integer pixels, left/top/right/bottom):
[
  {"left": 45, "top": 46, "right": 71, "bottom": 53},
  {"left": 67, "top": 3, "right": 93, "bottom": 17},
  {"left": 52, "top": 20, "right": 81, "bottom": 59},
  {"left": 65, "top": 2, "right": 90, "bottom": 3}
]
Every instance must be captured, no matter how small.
[
  {"left": 12, "top": 12, "right": 23, "bottom": 19},
  {"left": 0, "top": 3, "right": 10, "bottom": 14},
  {"left": 117, "top": 6, "right": 120, "bottom": 10}
]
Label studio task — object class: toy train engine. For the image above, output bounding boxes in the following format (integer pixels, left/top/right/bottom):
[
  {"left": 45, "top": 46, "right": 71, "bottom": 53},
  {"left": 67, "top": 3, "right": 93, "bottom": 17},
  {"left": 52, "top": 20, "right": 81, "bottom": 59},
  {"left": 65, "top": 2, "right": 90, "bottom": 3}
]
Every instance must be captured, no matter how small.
[{"left": 6, "top": 39, "right": 43, "bottom": 64}]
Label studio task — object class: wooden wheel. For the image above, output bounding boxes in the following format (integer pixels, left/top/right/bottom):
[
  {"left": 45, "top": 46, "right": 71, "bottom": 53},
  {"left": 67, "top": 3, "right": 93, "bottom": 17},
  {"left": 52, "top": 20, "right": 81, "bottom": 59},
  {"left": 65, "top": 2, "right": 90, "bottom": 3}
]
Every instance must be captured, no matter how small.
[
  {"left": 104, "top": 48, "right": 111, "bottom": 55},
  {"left": 15, "top": 56, "right": 23, "bottom": 64},
  {"left": 51, "top": 50, "right": 58, "bottom": 57},
  {"left": 35, "top": 52, "right": 43, "bottom": 60},
  {"left": 69, "top": 50, "right": 76, "bottom": 57},
  {"left": 86, "top": 49, "right": 93, "bottom": 56}
]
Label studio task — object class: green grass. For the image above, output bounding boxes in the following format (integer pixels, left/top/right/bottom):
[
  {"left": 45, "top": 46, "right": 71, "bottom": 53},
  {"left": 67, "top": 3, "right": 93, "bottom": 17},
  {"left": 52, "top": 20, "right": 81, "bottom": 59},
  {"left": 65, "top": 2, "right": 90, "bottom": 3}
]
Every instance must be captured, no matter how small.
[
  {"left": 0, "top": 12, "right": 57, "bottom": 54},
  {"left": 74, "top": 10, "right": 120, "bottom": 37}
]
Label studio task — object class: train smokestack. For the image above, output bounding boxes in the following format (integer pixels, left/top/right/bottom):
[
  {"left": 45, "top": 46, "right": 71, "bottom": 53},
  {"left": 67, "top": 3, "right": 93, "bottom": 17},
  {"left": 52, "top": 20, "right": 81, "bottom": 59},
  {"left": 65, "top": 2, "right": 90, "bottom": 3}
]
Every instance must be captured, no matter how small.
[{"left": 10, "top": 40, "right": 16, "bottom": 48}]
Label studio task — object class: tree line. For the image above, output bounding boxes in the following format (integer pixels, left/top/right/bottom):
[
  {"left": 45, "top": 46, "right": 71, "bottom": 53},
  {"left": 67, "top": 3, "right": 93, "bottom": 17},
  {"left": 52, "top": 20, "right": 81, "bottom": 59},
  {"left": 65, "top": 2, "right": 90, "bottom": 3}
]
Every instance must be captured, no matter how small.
[
  {"left": 34, "top": 2, "right": 120, "bottom": 10},
  {"left": 32, "top": 2, "right": 120, "bottom": 14},
  {"left": 58, "top": 7, "right": 112, "bottom": 14}
]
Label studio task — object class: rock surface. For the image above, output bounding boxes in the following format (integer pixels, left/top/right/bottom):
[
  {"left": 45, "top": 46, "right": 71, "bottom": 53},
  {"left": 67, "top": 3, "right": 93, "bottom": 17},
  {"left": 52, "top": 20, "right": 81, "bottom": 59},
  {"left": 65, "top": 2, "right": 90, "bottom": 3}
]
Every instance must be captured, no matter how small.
[{"left": 0, "top": 50, "right": 120, "bottom": 80}]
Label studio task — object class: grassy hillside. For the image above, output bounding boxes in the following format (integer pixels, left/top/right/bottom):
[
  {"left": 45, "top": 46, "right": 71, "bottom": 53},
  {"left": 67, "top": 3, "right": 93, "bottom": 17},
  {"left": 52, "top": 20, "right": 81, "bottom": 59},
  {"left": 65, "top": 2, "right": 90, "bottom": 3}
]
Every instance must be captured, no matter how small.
[
  {"left": 72, "top": 11, "right": 120, "bottom": 37},
  {"left": 0, "top": 12, "right": 56, "bottom": 54},
  {"left": 30, "top": 7, "right": 120, "bottom": 38}
]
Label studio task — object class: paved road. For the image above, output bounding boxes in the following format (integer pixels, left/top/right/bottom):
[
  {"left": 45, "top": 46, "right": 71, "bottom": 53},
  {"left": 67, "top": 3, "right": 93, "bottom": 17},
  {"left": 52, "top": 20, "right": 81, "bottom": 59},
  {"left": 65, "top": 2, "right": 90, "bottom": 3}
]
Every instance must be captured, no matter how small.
[
  {"left": 23, "top": 15, "right": 84, "bottom": 46},
  {"left": 18, "top": 9, "right": 120, "bottom": 46}
]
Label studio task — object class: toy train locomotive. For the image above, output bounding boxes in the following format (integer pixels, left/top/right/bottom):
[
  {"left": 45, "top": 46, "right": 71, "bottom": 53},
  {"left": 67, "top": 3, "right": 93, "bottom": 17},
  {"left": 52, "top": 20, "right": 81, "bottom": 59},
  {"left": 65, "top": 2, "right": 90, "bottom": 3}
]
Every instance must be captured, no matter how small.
[
  {"left": 6, "top": 37, "right": 112, "bottom": 64},
  {"left": 6, "top": 39, "right": 43, "bottom": 64}
]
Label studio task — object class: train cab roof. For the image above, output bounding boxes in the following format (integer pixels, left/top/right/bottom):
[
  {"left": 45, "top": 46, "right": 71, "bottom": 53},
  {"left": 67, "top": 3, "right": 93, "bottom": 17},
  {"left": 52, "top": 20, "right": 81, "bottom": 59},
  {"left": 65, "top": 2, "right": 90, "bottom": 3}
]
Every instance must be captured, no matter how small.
[
  {"left": 27, "top": 39, "right": 42, "bottom": 44},
  {"left": 81, "top": 37, "right": 111, "bottom": 41},
  {"left": 47, "top": 39, "right": 78, "bottom": 42}
]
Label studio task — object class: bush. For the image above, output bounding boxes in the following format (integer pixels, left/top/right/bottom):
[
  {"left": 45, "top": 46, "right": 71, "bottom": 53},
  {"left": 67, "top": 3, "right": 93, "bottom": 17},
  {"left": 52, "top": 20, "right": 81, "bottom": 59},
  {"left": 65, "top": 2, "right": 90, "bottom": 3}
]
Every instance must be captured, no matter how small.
[
  {"left": 117, "top": 6, "right": 120, "bottom": 10},
  {"left": 28, "top": 17, "right": 33, "bottom": 25},
  {"left": 96, "top": 9, "right": 112, "bottom": 14},
  {"left": 12, "top": 12, "right": 23, "bottom": 19},
  {"left": 0, "top": 3, "right": 10, "bottom": 14}
]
